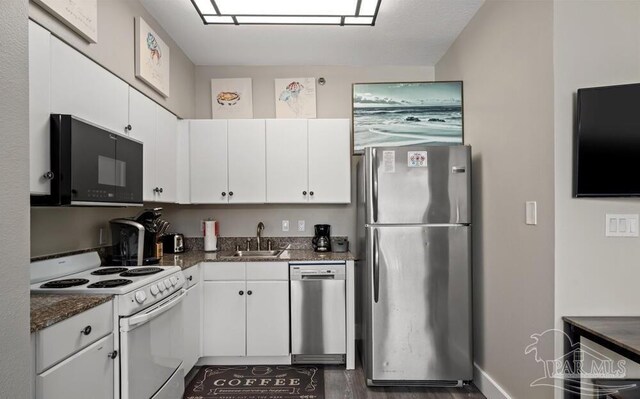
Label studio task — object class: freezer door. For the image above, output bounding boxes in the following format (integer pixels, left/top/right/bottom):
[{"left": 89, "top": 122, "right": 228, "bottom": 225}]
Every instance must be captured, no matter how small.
[
  {"left": 364, "top": 225, "right": 472, "bottom": 383},
  {"left": 365, "top": 145, "right": 470, "bottom": 224}
]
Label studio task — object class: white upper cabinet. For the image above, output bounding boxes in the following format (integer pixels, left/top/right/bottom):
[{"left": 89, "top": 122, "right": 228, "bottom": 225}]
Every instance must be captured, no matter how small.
[
  {"left": 189, "top": 120, "right": 228, "bottom": 204},
  {"left": 50, "top": 37, "right": 128, "bottom": 135},
  {"left": 29, "top": 21, "right": 52, "bottom": 195},
  {"left": 128, "top": 88, "right": 157, "bottom": 202},
  {"left": 266, "top": 119, "right": 309, "bottom": 203},
  {"left": 155, "top": 107, "right": 178, "bottom": 203},
  {"left": 176, "top": 120, "right": 191, "bottom": 204},
  {"left": 308, "top": 119, "right": 351, "bottom": 203},
  {"left": 228, "top": 120, "right": 266, "bottom": 203},
  {"left": 128, "top": 88, "right": 178, "bottom": 203}
]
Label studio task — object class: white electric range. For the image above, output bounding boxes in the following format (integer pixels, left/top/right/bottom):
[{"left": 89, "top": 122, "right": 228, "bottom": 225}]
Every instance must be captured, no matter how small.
[{"left": 30, "top": 252, "right": 186, "bottom": 399}]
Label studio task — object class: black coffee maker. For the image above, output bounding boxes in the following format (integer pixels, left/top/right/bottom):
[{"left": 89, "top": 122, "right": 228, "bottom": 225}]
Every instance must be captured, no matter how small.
[{"left": 312, "top": 224, "right": 331, "bottom": 252}]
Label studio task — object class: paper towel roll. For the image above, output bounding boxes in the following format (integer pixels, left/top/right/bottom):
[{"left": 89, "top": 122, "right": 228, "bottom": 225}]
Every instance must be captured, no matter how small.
[{"left": 203, "top": 220, "right": 218, "bottom": 252}]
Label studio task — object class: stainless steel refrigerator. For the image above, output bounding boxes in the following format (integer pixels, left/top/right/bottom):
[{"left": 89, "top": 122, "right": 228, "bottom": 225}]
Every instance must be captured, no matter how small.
[{"left": 356, "top": 145, "right": 472, "bottom": 387}]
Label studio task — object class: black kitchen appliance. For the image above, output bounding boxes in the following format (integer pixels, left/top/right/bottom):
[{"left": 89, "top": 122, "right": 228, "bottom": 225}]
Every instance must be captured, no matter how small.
[
  {"left": 312, "top": 224, "right": 331, "bottom": 252},
  {"left": 31, "top": 114, "right": 143, "bottom": 206},
  {"left": 108, "top": 208, "right": 163, "bottom": 265},
  {"left": 162, "top": 233, "right": 185, "bottom": 254}
]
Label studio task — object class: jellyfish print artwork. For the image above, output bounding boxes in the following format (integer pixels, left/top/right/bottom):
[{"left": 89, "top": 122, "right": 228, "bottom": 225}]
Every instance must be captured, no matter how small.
[
  {"left": 147, "top": 32, "right": 161, "bottom": 65},
  {"left": 279, "top": 81, "right": 305, "bottom": 115}
]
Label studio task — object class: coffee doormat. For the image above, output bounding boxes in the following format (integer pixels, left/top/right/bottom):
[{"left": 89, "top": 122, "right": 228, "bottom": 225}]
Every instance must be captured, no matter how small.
[{"left": 184, "top": 365, "right": 324, "bottom": 399}]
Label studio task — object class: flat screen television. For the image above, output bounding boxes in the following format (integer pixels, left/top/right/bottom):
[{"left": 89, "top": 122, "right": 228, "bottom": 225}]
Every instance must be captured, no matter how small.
[{"left": 574, "top": 83, "right": 640, "bottom": 197}]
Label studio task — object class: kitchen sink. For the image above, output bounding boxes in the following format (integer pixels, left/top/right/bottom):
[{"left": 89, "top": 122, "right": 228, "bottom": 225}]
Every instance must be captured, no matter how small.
[{"left": 232, "top": 250, "right": 283, "bottom": 258}]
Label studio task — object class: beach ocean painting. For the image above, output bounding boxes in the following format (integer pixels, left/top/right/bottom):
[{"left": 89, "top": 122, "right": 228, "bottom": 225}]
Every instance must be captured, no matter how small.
[{"left": 352, "top": 82, "right": 463, "bottom": 153}]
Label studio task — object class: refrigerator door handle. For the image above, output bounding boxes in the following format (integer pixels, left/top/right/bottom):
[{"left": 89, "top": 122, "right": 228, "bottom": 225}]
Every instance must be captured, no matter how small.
[
  {"left": 373, "top": 228, "right": 380, "bottom": 303},
  {"left": 372, "top": 148, "right": 379, "bottom": 223}
]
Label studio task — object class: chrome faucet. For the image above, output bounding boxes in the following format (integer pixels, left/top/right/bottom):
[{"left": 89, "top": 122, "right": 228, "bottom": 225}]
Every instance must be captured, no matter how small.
[{"left": 256, "top": 222, "right": 265, "bottom": 250}]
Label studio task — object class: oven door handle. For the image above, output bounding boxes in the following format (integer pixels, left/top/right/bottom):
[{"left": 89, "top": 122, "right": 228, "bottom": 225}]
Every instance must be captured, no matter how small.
[{"left": 121, "top": 289, "right": 186, "bottom": 331}]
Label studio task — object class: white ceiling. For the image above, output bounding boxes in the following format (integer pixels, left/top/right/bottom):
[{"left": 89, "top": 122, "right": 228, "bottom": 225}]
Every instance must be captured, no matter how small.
[{"left": 141, "top": 0, "right": 484, "bottom": 66}]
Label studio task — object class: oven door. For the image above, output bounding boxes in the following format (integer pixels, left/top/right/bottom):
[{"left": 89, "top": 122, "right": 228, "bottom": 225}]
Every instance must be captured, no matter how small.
[{"left": 120, "top": 289, "right": 186, "bottom": 399}]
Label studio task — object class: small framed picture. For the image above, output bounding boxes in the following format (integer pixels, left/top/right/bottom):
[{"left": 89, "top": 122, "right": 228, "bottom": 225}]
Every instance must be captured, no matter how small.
[
  {"left": 211, "top": 78, "right": 254, "bottom": 119},
  {"left": 275, "top": 78, "right": 317, "bottom": 118},
  {"left": 135, "top": 17, "right": 170, "bottom": 97}
]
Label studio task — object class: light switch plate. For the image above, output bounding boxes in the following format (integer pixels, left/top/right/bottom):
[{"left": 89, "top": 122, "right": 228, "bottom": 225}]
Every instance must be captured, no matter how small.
[
  {"left": 606, "top": 214, "right": 639, "bottom": 237},
  {"left": 525, "top": 201, "right": 537, "bottom": 225},
  {"left": 282, "top": 220, "right": 289, "bottom": 232},
  {"left": 298, "top": 220, "right": 305, "bottom": 232}
]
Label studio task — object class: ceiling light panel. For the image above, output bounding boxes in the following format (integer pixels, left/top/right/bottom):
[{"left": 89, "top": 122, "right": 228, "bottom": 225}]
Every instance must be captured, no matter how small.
[
  {"left": 192, "top": 0, "right": 382, "bottom": 26},
  {"left": 215, "top": 0, "right": 358, "bottom": 16},
  {"left": 235, "top": 16, "right": 342, "bottom": 25}
]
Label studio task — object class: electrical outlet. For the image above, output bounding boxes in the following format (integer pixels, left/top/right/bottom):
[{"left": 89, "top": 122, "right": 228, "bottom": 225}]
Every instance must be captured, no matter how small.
[
  {"left": 98, "top": 228, "right": 106, "bottom": 245},
  {"left": 298, "top": 220, "right": 305, "bottom": 232},
  {"left": 282, "top": 220, "right": 289, "bottom": 232}
]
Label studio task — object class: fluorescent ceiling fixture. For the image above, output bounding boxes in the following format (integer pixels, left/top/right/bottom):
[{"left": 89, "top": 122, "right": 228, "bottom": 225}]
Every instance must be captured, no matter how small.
[{"left": 191, "top": 0, "right": 382, "bottom": 26}]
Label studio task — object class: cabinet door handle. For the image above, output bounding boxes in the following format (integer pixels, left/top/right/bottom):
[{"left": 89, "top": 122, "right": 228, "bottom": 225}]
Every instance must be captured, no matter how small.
[
  {"left": 43, "top": 171, "right": 54, "bottom": 180},
  {"left": 229, "top": 191, "right": 234, "bottom": 197},
  {"left": 125, "top": 124, "right": 132, "bottom": 132},
  {"left": 187, "top": 276, "right": 193, "bottom": 281},
  {"left": 247, "top": 290, "right": 252, "bottom": 295},
  {"left": 302, "top": 191, "right": 307, "bottom": 195},
  {"left": 221, "top": 192, "right": 226, "bottom": 197},
  {"left": 309, "top": 191, "right": 314, "bottom": 196},
  {"left": 81, "top": 326, "right": 92, "bottom": 336},
  {"left": 108, "top": 350, "right": 118, "bottom": 359},
  {"left": 239, "top": 290, "right": 244, "bottom": 296},
  {"left": 159, "top": 187, "right": 163, "bottom": 193}
]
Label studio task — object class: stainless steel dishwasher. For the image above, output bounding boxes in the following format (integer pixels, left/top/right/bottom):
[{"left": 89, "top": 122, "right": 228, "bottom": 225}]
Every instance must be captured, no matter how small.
[{"left": 290, "top": 262, "right": 346, "bottom": 364}]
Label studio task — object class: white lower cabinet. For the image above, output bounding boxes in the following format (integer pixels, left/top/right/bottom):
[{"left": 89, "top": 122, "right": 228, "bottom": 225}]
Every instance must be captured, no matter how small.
[
  {"left": 246, "top": 281, "right": 289, "bottom": 356},
  {"left": 202, "top": 262, "right": 290, "bottom": 359},
  {"left": 36, "top": 334, "right": 114, "bottom": 399},
  {"left": 33, "top": 300, "right": 115, "bottom": 399},
  {"left": 203, "top": 280, "right": 247, "bottom": 356}
]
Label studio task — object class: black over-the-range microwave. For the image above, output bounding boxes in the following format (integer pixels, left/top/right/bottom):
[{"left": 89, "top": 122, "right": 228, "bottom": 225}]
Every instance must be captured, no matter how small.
[{"left": 31, "top": 114, "right": 144, "bottom": 206}]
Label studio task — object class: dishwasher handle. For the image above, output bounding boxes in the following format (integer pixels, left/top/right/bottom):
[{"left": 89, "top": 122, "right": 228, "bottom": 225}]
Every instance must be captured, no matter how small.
[{"left": 300, "top": 274, "right": 336, "bottom": 280}]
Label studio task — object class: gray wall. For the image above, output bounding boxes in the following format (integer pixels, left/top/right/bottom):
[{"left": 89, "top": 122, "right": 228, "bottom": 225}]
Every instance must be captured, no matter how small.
[
  {"left": 0, "top": 0, "right": 31, "bottom": 396},
  {"left": 435, "top": 1, "right": 555, "bottom": 398},
  {"left": 164, "top": 65, "right": 434, "bottom": 245},
  {"left": 29, "top": 0, "right": 197, "bottom": 258},
  {"left": 554, "top": 4, "right": 640, "bottom": 397}
]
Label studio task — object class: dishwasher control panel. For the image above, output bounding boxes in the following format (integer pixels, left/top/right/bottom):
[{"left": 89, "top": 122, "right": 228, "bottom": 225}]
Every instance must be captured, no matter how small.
[{"left": 290, "top": 263, "right": 346, "bottom": 280}]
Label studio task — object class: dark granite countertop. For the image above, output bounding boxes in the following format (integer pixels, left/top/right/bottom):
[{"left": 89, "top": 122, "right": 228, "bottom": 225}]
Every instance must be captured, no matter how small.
[
  {"left": 158, "top": 249, "right": 356, "bottom": 270},
  {"left": 563, "top": 316, "right": 640, "bottom": 360},
  {"left": 31, "top": 293, "right": 113, "bottom": 333}
]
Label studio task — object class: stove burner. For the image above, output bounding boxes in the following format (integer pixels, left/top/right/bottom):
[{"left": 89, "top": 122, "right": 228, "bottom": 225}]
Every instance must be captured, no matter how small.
[
  {"left": 91, "top": 267, "right": 129, "bottom": 276},
  {"left": 40, "top": 278, "right": 90, "bottom": 289},
  {"left": 120, "top": 267, "right": 163, "bottom": 277},
  {"left": 87, "top": 279, "right": 133, "bottom": 288}
]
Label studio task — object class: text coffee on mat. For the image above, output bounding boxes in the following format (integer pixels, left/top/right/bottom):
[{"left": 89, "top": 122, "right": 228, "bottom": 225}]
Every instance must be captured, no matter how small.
[{"left": 185, "top": 365, "right": 324, "bottom": 399}]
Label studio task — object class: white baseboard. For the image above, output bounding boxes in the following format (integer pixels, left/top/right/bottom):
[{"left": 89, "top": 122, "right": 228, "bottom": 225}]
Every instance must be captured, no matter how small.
[{"left": 474, "top": 363, "right": 512, "bottom": 399}]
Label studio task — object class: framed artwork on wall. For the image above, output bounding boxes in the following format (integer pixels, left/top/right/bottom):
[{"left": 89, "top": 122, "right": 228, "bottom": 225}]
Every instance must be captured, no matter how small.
[
  {"left": 135, "top": 17, "right": 171, "bottom": 97},
  {"left": 352, "top": 81, "right": 463, "bottom": 154},
  {"left": 33, "top": 0, "right": 98, "bottom": 43},
  {"left": 275, "top": 78, "right": 317, "bottom": 118},
  {"left": 211, "top": 78, "right": 254, "bottom": 119}
]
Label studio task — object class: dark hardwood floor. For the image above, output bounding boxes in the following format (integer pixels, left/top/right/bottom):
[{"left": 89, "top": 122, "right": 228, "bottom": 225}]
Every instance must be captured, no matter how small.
[
  {"left": 324, "top": 360, "right": 485, "bottom": 399},
  {"left": 186, "top": 361, "right": 486, "bottom": 399}
]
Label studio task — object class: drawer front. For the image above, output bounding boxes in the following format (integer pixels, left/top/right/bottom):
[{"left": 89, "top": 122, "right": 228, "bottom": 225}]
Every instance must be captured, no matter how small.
[
  {"left": 183, "top": 264, "right": 201, "bottom": 288},
  {"left": 202, "top": 262, "right": 246, "bottom": 281},
  {"left": 246, "top": 262, "right": 289, "bottom": 281},
  {"left": 36, "top": 301, "right": 113, "bottom": 373},
  {"left": 36, "top": 333, "right": 114, "bottom": 399}
]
